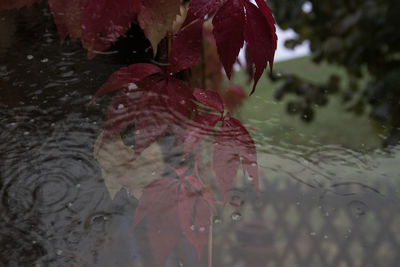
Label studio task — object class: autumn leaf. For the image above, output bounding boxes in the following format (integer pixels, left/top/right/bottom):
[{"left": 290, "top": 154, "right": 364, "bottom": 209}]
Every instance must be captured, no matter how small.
[
  {"left": 220, "top": 84, "right": 247, "bottom": 112},
  {"left": 212, "top": 0, "right": 277, "bottom": 92},
  {"left": 213, "top": 121, "right": 241, "bottom": 200},
  {"left": 81, "top": 0, "right": 138, "bottom": 58},
  {"left": 183, "top": 0, "right": 220, "bottom": 26},
  {"left": 183, "top": 113, "right": 220, "bottom": 154},
  {"left": 212, "top": 0, "right": 245, "bottom": 79},
  {"left": 243, "top": 0, "right": 276, "bottom": 94},
  {"left": 93, "top": 131, "right": 164, "bottom": 199},
  {"left": 168, "top": 19, "right": 203, "bottom": 74},
  {"left": 178, "top": 177, "right": 213, "bottom": 260},
  {"left": 138, "top": 0, "right": 181, "bottom": 55},
  {"left": 228, "top": 116, "right": 259, "bottom": 195},
  {"left": 193, "top": 88, "right": 224, "bottom": 114},
  {"left": 48, "top": 0, "right": 82, "bottom": 43}
]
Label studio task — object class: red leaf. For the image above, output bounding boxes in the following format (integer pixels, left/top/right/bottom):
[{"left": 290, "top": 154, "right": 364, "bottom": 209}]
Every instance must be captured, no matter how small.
[
  {"left": 255, "top": 0, "right": 278, "bottom": 47},
  {"left": 0, "top": 0, "right": 40, "bottom": 10},
  {"left": 89, "top": 63, "right": 162, "bottom": 105},
  {"left": 166, "top": 78, "right": 195, "bottom": 120},
  {"left": 179, "top": 181, "right": 212, "bottom": 260},
  {"left": 168, "top": 19, "right": 203, "bottom": 74},
  {"left": 184, "top": 0, "right": 220, "bottom": 26},
  {"left": 221, "top": 84, "right": 247, "bottom": 112},
  {"left": 81, "top": 0, "right": 138, "bottom": 58},
  {"left": 133, "top": 94, "right": 170, "bottom": 157},
  {"left": 146, "top": 182, "right": 180, "bottom": 267},
  {"left": 213, "top": 122, "right": 241, "bottom": 200},
  {"left": 48, "top": 0, "right": 81, "bottom": 43},
  {"left": 102, "top": 76, "right": 164, "bottom": 140},
  {"left": 193, "top": 88, "right": 224, "bottom": 114},
  {"left": 212, "top": 0, "right": 245, "bottom": 79},
  {"left": 228, "top": 117, "right": 259, "bottom": 196},
  {"left": 131, "top": 178, "right": 177, "bottom": 231},
  {"left": 244, "top": 0, "right": 276, "bottom": 94},
  {"left": 183, "top": 113, "right": 220, "bottom": 154}
]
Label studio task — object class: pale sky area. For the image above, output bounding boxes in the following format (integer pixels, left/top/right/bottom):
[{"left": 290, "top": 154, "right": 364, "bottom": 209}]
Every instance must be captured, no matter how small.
[{"left": 274, "top": 26, "right": 310, "bottom": 62}]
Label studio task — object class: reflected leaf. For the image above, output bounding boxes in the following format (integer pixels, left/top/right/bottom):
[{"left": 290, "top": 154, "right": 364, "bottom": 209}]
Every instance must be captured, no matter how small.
[{"left": 93, "top": 131, "right": 164, "bottom": 199}]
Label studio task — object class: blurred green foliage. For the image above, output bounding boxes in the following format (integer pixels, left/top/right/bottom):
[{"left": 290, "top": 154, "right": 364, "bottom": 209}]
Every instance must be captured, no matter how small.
[{"left": 269, "top": 0, "right": 400, "bottom": 146}]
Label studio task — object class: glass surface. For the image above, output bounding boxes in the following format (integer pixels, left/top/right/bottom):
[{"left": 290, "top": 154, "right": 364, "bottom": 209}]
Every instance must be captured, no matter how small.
[{"left": 1, "top": 3, "right": 399, "bottom": 267}]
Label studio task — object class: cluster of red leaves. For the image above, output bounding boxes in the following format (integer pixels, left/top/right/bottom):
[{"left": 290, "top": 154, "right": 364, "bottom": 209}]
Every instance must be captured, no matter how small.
[{"left": 3, "top": 1, "right": 277, "bottom": 266}]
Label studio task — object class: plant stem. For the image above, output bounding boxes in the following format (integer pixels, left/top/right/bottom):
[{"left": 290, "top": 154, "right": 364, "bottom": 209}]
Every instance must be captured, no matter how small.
[{"left": 208, "top": 215, "right": 213, "bottom": 267}]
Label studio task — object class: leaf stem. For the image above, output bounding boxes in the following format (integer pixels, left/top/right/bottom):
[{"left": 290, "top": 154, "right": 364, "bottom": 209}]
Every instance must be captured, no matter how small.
[{"left": 208, "top": 214, "right": 213, "bottom": 267}]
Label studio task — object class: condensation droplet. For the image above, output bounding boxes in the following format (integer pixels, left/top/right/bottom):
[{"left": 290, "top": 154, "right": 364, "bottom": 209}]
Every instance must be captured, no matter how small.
[
  {"left": 213, "top": 217, "right": 222, "bottom": 225},
  {"left": 128, "top": 83, "right": 137, "bottom": 90},
  {"left": 231, "top": 212, "right": 242, "bottom": 221}
]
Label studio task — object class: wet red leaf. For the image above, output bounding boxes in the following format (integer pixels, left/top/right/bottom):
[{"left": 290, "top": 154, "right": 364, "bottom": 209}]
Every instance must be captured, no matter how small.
[
  {"left": 48, "top": 0, "right": 81, "bottom": 43},
  {"left": 193, "top": 88, "right": 224, "bottom": 114},
  {"left": 178, "top": 178, "right": 213, "bottom": 260},
  {"left": 212, "top": 0, "right": 245, "bottom": 79},
  {"left": 243, "top": 0, "right": 276, "bottom": 94},
  {"left": 184, "top": 0, "right": 220, "bottom": 26},
  {"left": 168, "top": 19, "right": 203, "bottom": 74},
  {"left": 212, "top": 0, "right": 277, "bottom": 92},
  {"left": 81, "top": 0, "right": 138, "bottom": 58},
  {"left": 221, "top": 84, "right": 247, "bottom": 112},
  {"left": 89, "top": 63, "right": 162, "bottom": 105},
  {"left": 183, "top": 113, "right": 220, "bottom": 154},
  {"left": 213, "top": 121, "right": 241, "bottom": 200},
  {"left": 228, "top": 117, "right": 259, "bottom": 195}
]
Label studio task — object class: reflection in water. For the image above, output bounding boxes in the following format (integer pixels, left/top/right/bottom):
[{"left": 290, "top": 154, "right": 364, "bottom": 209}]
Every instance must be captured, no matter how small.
[{"left": 1, "top": 3, "right": 400, "bottom": 267}]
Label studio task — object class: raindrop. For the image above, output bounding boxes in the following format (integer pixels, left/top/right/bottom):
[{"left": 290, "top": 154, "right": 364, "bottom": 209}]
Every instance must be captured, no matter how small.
[
  {"left": 41, "top": 58, "right": 49, "bottom": 63},
  {"left": 251, "top": 162, "right": 257, "bottom": 167},
  {"left": 68, "top": 202, "right": 73, "bottom": 207},
  {"left": 180, "top": 100, "right": 186, "bottom": 105},
  {"left": 76, "top": 184, "right": 81, "bottom": 188},
  {"left": 117, "top": 103, "right": 124, "bottom": 109},
  {"left": 324, "top": 235, "right": 328, "bottom": 239},
  {"left": 231, "top": 212, "right": 242, "bottom": 221},
  {"left": 190, "top": 225, "right": 195, "bottom": 231},
  {"left": 248, "top": 176, "right": 254, "bottom": 181},
  {"left": 26, "top": 55, "right": 34, "bottom": 60},
  {"left": 349, "top": 200, "right": 368, "bottom": 217},
  {"left": 24, "top": 131, "right": 30, "bottom": 135},
  {"left": 151, "top": 171, "right": 156, "bottom": 176},
  {"left": 213, "top": 217, "right": 222, "bottom": 225},
  {"left": 128, "top": 83, "right": 137, "bottom": 90},
  {"left": 199, "top": 226, "right": 206, "bottom": 232},
  {"left": 56, "top": 249, "right": 63, "bottom": 256}
]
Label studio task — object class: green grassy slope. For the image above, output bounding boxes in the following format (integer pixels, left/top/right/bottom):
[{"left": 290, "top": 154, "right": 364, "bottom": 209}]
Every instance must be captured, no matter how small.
[{"left": 232, "top": 56, "right": 381, "bottom": 150}]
